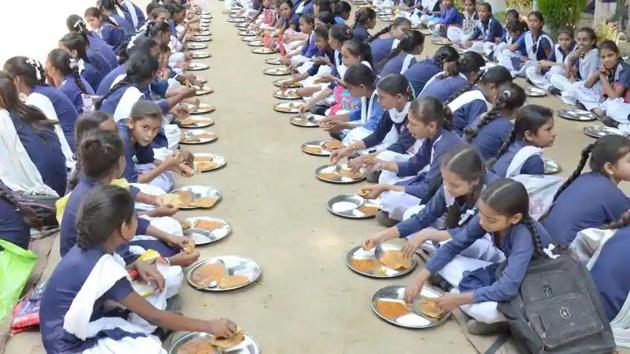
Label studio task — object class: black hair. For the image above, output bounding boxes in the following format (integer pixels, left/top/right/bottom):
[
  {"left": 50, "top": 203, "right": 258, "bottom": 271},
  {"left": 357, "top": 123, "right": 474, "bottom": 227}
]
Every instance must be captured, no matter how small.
[
  {"left": 506, "top": 9, "right": 520, "bottom": 19},
  {"left": 166, "top": 2, "right": 185, "bottom": 16},
  {"left": 441, "top": 52, "right": 487, "bottom": 122},
  {"left": 333, "top": 1, "right": 351, "bottom": 17},
  {"left": 150, "top": 6, "right": 171, "bottom": 19},
  {"left": 577, "top": 27, "right": 597, "bottom": 46},
  {"left": 98, "top": 0, "right": 125, "bottom": 14},
  {"left": 279, "top": 0, "right": 294, "bottom": 10},
  {"left": 505, "top": 18, "right": 526, "bottom": 35},
  {"left": 604, "top": 210, "right": 630, "bottom": 229},
  {"left": 553, "top": 135, "right": 630, "bottom": 201},
  {"left": 377, "top": 74, "right": 412, "bottom": 100},
  {"left": 464, "top": 0, "right": 477, "bottom": 5},
  {"left": 441, "top": 145, "right": 485, "bottom": 228},
  {"left": 47, "top": 49, "right": 89, "bottom": 95},
  {"left": 342, "top": 38, "right": 374, "bottom": 68},
  {"left": 599, "top": 39, "right": 620, "bottom": 54},
  {"left": 343, "top": 63, "right": 376, "bottom": 88},
  {"left": 79, "top": 130, "right": 124, "bottom": 179},
  {"left": 478, "top": 2, "right": 492, "bottom": 13},
  {"left": 130, "top": 99, "right": 162, "bottom": 122},
  {"left": 464, "top": 82, "right": 525, "bottom": 143},
  {"left": 377, "top": 30, "right": 424, "bottom": 71},
  {"left": 556, "top": 26, "right": 574, "bottom": 39},
  {"left": 0, "top": 70, "right": 53, "bottom": 132},
  {"left": 76, "top": 185, "right": 135, "bottom": 250},
  {"left": 144, "top": 21, "right": 171, "bottom": 38},
  {"left": 120, "top": 38, "right": 159, "bottom": 64},
  {"left": 489, "top": 104, "right": 554, "bottom": 167},
  {"left": 97, "top": 53, "right": 159, "bottom": 109},
  {"left": 0, "top": 184, "right": 43, "bottom": 233},
  {"left": 315, "top": 0, "right": 333, "bottom": 12},
  {"left": 314, "top": 25, "right": 330, "bottom": 40},
  {"left": 527, "top": 10, "right": 544, "bottom": 24},
  {"left": 300, "top": 14, "right": 315, "bottom": 28},
  {"left": 433, "top": 45, "right": 459, "bottom": 66},
  {"left": 85, "top": 7, "right": 119, "bottom": 28},
  {"left": 367, "top": 17, "right": 411, "bottom": 43},
  {"left": 60, "top": 32, "right": 91, "bottom": 63},
  {"left": 146, "top": 1, "right": 162, "bottom": 15},
  {"left": 353, "top": 7, "right": 376, "bottom": 30},
  {"left": 410, "top": 96, "right": 451, "bottom": 130},
  {"left": 66, "top": 15, "right": 91, "bottom": 44},
  {"left": 330, "top": 23, "right": 353, "bottom": 43},
  {"left": 481, "top": 178, "right": 545, "bottom": 257},
  {"left": 3, "top": 56, "right": 46, "bottom": 88},
  {"left": 317, "top": 11, "right": 335, "bottom": 25}
]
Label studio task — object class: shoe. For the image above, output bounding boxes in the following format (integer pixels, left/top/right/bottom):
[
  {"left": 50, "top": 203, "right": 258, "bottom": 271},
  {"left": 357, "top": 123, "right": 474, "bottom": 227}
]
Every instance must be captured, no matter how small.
[
  {"left": 428, "top": 273, "right": 453, "bottom": 292},
  {"left": 376, "top": 210, "right": 398, "bottom": 227},
  {"left": 365, "top": 170, "right": 381, "bottom": 183},
  {"left": 575, "top": 102, "right": 586, "bottom": 111},
  {"left": 466, "top": 319, "right": 509, "bottom": 335},
  {"left": 548, "top": 86, "right": 561, "bottom": 96},
  {"left": 601, "top": 115, "right": 620, "bottom": 128}
]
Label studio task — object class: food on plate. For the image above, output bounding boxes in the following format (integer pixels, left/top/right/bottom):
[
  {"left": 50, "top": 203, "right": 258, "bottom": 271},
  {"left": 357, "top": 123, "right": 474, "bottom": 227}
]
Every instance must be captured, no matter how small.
[
  {"left": 195, "top": 219, "right": 225, "bottom": 231},
  {"left": 375, "top": 299, "right": 411, "bottom": 320},
  {"left": 351, "top": 258, "right": 377, "bottom": 273},
  {"left": 191, "top": 263, "right": 226, "bottom": 288},
  {"left": 419, "top": 298, "right": 446, "bottom": 319},
  {"left": 177, "top": 337, "right": 218, "bottom": 354},
  {"left": 379, "top": 250, "right": 412, "bottom": 270}
]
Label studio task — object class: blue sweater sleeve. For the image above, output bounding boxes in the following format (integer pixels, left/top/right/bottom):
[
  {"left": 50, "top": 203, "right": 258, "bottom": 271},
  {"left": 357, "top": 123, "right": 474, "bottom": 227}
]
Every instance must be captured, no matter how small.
[
  {"left": 362, "top": 111, "right": 393, "bottom": 148},
  {"left": 396, "top": 187, "right": 447, "bottom": 237},
  {"left": 426, "top": 214, "right": 485, "bottom": 273},
  {"left": 473, "top": 227, "right": 535, "bottom": 303},
  {"left": 136, "top": 216, "right": 150, "bottom": 235},
  {"left": 403, "top": 158, "right": 442, "bottom": 199},
  {"left": 454, "top": 100, "right": 487, "bottom": 135},
  {"left": 363, "top": 101, "right": 384, "bottom": 131},
  {"left": 396, "top": 147, "right": 429, "bottom": 177},
  {"left": 386, "top": 127, "right": 415, "bottom": 154},
  {"left": 487, "top": 20, "right": 503, "bottom": 42},
  {"left": 349, "top": 107, "right": 361, "bottom": 121},
  {"left": 522, "top": 155, "right": 545, "bottom": 175}
]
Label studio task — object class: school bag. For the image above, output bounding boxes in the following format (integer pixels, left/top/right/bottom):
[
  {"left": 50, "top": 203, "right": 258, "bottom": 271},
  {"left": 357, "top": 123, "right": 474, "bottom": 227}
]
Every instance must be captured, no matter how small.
[{"left": 497, "top": 241, "right": 616, "bottom": 353}]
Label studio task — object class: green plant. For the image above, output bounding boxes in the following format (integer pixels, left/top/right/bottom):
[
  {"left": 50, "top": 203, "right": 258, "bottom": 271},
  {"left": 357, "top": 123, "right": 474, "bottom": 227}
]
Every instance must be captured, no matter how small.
[{"left": 537, "top": 0, "right": 587, "bottom": 37}]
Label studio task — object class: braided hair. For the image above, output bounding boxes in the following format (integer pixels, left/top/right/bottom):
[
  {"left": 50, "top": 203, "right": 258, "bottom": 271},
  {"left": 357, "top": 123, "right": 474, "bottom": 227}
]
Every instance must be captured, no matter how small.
[
  {"left": 487, "top": 104, "right": 553, "bottom": 168},
  {"left": 66, "top": 15, "right": 91, "bottom": 44},
  {"left": 481, "top": 178, "right": 545, "bottom": 257},
  {"left": 79, "top": 130, "right": 124, "bottom": 180},
  {"left": 96, "top": 52, "right": 159, "bottom": 109},
  {"left": 76, "top": 185, "right": 135, "bottom": 250},
  {"left": 353, "top": 7, "right": 376, "bottom": 30},
  {"left": 440, "top": 145, "right": 485, "bottom": 228},
  {"left": 553, "top": 135, "right": 630, "bottom": 202},
  {"left": 367, "top": 17, "right": 412, "bottom": 43},
  {"left": 440, "top": 52, "right": 487, "bottom": 123},
  {"left": 47, "top": 49, "right": 90, "bottom": 95},
  {"left": 464, "top": 82, "right": 525, "bottom": 142},
  {"left": 59, "top": 32, "right": 92, "bottom": 64},
  {"left": 433, "top": 45, "right": 459, "bottom": 71},
  {"left": 3, "top": 56, "right": 46, "bottom": 88},
  {"left": 410, "top": 95, "right": 452, "bottom": 130},
  {"left": 377, "top": 30, "right": 425, "bottom": 72},
  {"left": 0, "top": 71, "right": 53, "bottom": 133}
]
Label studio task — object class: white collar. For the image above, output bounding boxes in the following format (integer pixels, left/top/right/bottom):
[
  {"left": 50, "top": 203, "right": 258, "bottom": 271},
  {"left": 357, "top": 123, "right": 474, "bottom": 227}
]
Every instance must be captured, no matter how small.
[{"left": 389, "top": 102, "right": 410, "bottom": 124}]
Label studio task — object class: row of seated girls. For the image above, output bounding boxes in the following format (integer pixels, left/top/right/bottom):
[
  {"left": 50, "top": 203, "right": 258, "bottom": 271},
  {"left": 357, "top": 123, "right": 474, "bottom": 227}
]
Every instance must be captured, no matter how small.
[
  {"left": 0, "top": 0, "right": 243, "bottom": 352},
  {"left": 227, "top": 0, "right": 630, "bottom": 340}
]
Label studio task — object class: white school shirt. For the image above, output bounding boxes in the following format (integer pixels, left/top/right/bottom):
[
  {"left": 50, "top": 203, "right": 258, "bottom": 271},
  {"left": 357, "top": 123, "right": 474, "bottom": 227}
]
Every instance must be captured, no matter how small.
[
  {"left": 578, "top": 48, "right": 600, "bottom": 80},
  {"left": 118, "top": 0, "right": 139, "bottom": 29},
  {"left": 524, "top": 31, "right": 554, "bottom": 61},
  {"left": 113, "top": 86, "right": 145, "bottom": 121},
  {"left": 360, "top": 90, "right": 378, "bottom": 125}
]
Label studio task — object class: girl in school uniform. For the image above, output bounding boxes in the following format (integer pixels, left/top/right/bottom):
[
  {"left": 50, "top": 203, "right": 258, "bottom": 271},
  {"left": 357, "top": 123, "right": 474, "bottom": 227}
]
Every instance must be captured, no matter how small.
[
  {"left": 548, "top": 27, "right": 599, "bottom": 97},
  {"left": 458, "top": 2, "right": 503, "bottom": 53},
  {"left": 464, "top": 82, "right": 526, "bottom": 161},
  {"left": 4, "top": 57, "right": 77, "bottom": 165},
  {"left": 352, "top": 7, "right": 377, "bottom": 42},
  {"left": 281, "top": 15, "right": 317, "bottom": 67},
  {"left": 525, "top": 27, "right": 577, "bottom": 92},
  {"left": 420, "top": 51, "right": 486, "bottom": 104},
  {"left": 99, "top": 0, "right": 136, "bottom": 39},
  {"left": 117, "top": 0, "right": 147, "bottom": 30},
  {"left": 378, "top": 31, "right": 425, "bottom": 77},
  {"left": 403, "top": 45, "right": 456, "bottom": 95},
  {"left": 563, "top": 40, "right": 630, "bottom": 126},
  {"left": 363, "top": 145, "right": 502, "bottom": 262},
  {"left": 359, "top": 96, "right": 462, "bottom": 223},
  {"left": 430, "top": 0, "right": 462, "bottom": 37},
  {"left": 489, "top": 105, "right": 556, "bottom": 178},
  {"left": 84, "top": 7, "right": 127, "bottom": 50},
  {"left": 404, "top": 178, "right": 552, "bottom": 334},
  {"left": 59, "top": 32, "right": 112, "bottom": 91},
  {"left": 45, "top": 49, "right": 96, "bottom": 114},
  {"left": 487, "top": 17, "right": 526, "bottom": 62},
  {"left": 417, "top": 0, "right": 443, "bottom": 26},
  {"left": 42, "top": 185, "right": 236, "bottom": 354},
  {"left": 446, "top": 0, "right": 478, "bottom": 43},
  {"left": 249, "top": 0, "right": 277, "bottom": 31},
  {"left": 278, "top": 0, "right": 300, "bottom": 34},
  {"left": 60, "top": 130, "right": 195, "bottom": 264},
  {"left": 368, "top": 18, "right": 412, "bottom": 70},
  {"left": 445, "top": 64, "right": 513, "bottom": 136},
  {"left": 543, "top": 135, "right": 630, "bottom": 245},
  {"left": 331, "top": 74, "right": 416, "bottom": 165},
  {"left": 333, "top": 1, "right": 351, "bottom": 25},
  {"left": 497, "top": 11, "right": 554, "bottom": 77},
  {"left": 0, "top": 72, "right": 67, "bottom": 197},
  {"left": 96, "top": 38, "right": 159, "bottom": 96},
  {"left": 118, "top": 100, "right": 192, "bottom": 192},
  {"left": 319, "top": 63, "right": 383, "bottom": 143},
  {"left": 66, "top": 15, "right": 118, "bottom": 70}
]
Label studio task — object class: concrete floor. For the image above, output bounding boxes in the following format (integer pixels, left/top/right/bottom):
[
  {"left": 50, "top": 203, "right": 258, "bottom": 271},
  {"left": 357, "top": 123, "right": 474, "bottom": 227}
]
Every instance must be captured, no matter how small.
[{"left": 4, "top": 2, "right": 629, "bottom": 353}]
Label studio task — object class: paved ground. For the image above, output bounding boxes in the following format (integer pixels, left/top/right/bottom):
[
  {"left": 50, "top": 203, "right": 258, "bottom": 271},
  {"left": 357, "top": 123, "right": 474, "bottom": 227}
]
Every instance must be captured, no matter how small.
[{"left": 3, "top": 1, "right": 629, "bottom": 353}]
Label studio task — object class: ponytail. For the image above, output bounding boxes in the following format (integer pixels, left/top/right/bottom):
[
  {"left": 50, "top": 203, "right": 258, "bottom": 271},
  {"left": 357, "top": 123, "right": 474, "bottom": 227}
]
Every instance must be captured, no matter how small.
[
  {"left": 353, "top": 7, "right": 375, "bottom": 30},
  {"left": 66, "top": 15, "right": 91, "bottom": 44},
  {"left": 47, "top": 49, "right": 90, "bottom": 95},
  {"left": 523, "top": 216, "right": 545, "bottom": 258},
  {"left": 464, "top": 83, "right": 525, "bottom": 142},
  {"left": 377, "top": 30, "right": 424, "bottom": 72}
]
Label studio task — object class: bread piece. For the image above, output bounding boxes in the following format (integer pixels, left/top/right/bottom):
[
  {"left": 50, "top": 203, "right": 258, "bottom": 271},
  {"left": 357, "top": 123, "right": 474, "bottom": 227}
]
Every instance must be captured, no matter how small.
[
  {"left": 209, "top": 331, "right": 245, "bottom": 349},
  {"left": 195, "top": 155, "right": 214, "bottom": 162},
  {"left": 339, "top": 168, "right": 362, "bottom": 179},
  {"left": 176, "top": 191, "right": 195, "bottom": 206},
  {"left": 177, "top": 337, "right": 218, "bottom": 354},
  {"left": 318, "top": 172, "right": 341, "bottom": 181},
  {"left": 195, "top": 160, "right": 217, "bottom": 171},
  {"left": 184, "top": 240, "right": 195, "bottom": 254},
  {"left": 180, "top": 117, "right": 197, "bottom": 126},
  {"left": 419, "top": 298, "right": 446, "bottom": 319},
  {"left": 179, "top": 219, "right": 192, "bottom": 230},
  {"left": 322, "top": 139, "right": 343, "bottom": 151},
  {"left": 358, "top": 205, "right": 380, "bottom": 216},
  {"left": 195, "top": 219, "right": 225, "bottom": 231},
  {"left": 351, "top": 258, "right": 377, "bottom": 273},
  {"left": 375, "top": 299, "right": 411, "bottom": 320},
  {"left": 303, "top": 145, "right": 322, "bottom": 154},
  {"left": 219, "top": 275, "right": 250, "bottom": 289},
  {"left": 191, "top": 263, "right": 226, "bottom": 288},
  {"left": 379, "top": 250, "right": 412, "bottom": 270},
  {"left": 190, "top": 197, "right": 217, "bottom": 208},
  {"left": 358, "top": 189, "right": 370, "bottom": 198}
]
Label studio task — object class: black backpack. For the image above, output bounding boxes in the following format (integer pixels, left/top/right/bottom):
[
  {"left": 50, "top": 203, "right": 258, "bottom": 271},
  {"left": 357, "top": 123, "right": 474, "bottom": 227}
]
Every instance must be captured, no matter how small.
[{"left": 497, "top": 248, "right": 616, "bottom": 354}]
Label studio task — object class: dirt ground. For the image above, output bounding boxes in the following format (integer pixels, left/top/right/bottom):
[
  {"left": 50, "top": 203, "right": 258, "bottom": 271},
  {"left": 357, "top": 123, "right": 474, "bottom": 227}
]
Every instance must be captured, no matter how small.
[{"left": 3, "top": 2, "right": 629, "bottom": 353}]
